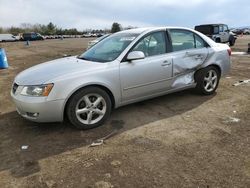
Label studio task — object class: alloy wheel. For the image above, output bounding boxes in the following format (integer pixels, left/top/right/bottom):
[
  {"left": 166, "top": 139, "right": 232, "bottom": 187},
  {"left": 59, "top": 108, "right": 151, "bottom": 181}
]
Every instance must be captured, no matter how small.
[
  {"left": 75, "top": 93, "right": 107, "bottom": 125},
  {"left": 203, "top": 70, "right": 218, "bottom": 92}
]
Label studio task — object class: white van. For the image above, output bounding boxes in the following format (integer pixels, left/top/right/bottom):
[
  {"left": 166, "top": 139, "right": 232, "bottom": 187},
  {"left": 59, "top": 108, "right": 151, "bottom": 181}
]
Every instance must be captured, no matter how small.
[{"left": 0, "top": 34, "right": 17, "bottom": 42}]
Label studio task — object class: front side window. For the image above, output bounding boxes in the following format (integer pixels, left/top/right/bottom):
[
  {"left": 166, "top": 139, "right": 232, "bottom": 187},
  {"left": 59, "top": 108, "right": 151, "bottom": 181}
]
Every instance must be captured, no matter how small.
[
  {"left": 219, "top": 25, "right": 223, "bottom": 32},
  {"left": 31, "top": 33, "right": 36, "bottom": 38},
  {"left": 223, "top": 25, "right": 229, "bottom": 32},
  {"left": 170, "top": 29, "right": 207, "bottom": 52},
  {"left": 132, "top": 31, "right": 167, "bottom": 57},
  {"left": 79, "top": 33, "right": 139, "bottom": 62}
]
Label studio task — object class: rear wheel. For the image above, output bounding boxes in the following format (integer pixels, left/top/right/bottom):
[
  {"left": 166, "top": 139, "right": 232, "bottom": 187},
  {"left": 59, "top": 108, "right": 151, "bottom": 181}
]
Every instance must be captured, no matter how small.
[
  {"left": 229, "top": 40, "right": 235, "bottom": 46},
  {"left": 229, "top": 36, "right": 235, "bottom": 46},
  {"left": 66, "top": 87, "right": 112, "bottom": 130},
  {"left": 194, "top": 66, "right": 220, "bottom": 95},
  {"left": 215, "top": 38, "right": 221, "bottom": 43}
]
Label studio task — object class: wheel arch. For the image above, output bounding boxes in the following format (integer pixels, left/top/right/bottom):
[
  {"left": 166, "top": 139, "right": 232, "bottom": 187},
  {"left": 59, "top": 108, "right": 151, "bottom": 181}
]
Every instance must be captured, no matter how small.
[
  {"left": 195, "top": 64, "right": 221, "bottom": 81},
  {"left": 62, "top": 84, "right": 116, "bottom": 121},
  {"left": 208, "top": 64, "right": 221, "bottom": 76},
  {"left": 215, "top": 37, "right": 221, "bottom": 42}
]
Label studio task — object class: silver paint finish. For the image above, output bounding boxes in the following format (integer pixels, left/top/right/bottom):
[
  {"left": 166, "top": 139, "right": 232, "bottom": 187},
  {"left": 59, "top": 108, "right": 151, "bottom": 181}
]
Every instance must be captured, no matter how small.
[
  {"left": 204, "top": 69, "right": 218, "bottom": 92},
  {"left": 11, "top": 27, "right": 231, "bottom": 123}
]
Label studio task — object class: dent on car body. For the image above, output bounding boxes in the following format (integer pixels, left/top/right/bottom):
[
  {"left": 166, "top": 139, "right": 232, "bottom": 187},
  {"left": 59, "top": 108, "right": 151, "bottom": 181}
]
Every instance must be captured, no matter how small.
[
  {"left": 171, "top": 72, "right": 195, "bottom": 88},
  {"left": 171, "top": 54, "right": 206, "bottom": 88},
  {"left": 173, "top": 54, "right": 207, "bottom": 76}
]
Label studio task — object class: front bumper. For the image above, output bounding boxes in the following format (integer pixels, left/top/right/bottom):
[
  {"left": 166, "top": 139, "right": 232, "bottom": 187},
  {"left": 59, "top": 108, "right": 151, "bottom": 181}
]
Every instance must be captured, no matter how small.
[{"left": 11, "top": 86, "right": 65, "bottom": 123}]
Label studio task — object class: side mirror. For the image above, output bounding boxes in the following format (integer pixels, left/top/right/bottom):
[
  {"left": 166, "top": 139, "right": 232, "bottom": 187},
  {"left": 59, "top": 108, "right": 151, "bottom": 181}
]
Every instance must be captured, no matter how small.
[{"left": 127, "top": 51, "right": 145, "bottom": 61}]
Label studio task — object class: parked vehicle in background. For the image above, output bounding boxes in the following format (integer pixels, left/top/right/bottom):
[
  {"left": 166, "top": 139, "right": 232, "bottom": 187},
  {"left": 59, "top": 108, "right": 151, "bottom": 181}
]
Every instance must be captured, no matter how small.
[
  {"left": 11, "top": 27, "right": 231, "bottom": 130},
  {"left": 22, "top": 32, "right": 44, "bottom": 41},
  {"left": 14, "top": 34, "right": 22, "bottom": 41},
  {"left": 231, "top": 29, "right": 244, "bottom": 35},
  {"left": 82, "top": 33, "right": 92, "bottom": 38},
  {"left": 97, "top": 33, "right": 105, "bottom": 37},
  {"left": 195, "top": 24, "right": 236, "bottom": 46},
  {"left": 0, "top": 34, "right": 17, "bottom": 42},
  {"left": 243, "top": 29, "right": 250, "bottom": 35},
  {"left": 87, "top": 34, "right": 110, "bottom": 48},
  {"left": 44, "top": 35, "right": 54, "bottom": 39}
]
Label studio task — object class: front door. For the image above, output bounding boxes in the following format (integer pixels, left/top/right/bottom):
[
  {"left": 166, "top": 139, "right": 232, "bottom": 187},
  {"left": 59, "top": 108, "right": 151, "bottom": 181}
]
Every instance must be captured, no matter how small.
[
  {"left": 223, "top": 25, "right": 230, "bottom": 42},
  {"left": 120, "top": 31, "right": 173, "bottom": 102}
]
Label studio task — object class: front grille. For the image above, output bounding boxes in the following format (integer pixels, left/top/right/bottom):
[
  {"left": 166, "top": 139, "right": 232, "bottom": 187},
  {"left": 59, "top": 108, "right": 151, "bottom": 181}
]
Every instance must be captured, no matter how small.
[{"left": 12, "top": 83, "right": 18, "bottom": 94}]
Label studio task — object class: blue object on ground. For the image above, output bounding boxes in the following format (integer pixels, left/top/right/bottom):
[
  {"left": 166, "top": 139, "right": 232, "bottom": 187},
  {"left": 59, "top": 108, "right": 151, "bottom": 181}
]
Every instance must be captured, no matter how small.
[{"left": 0, "top": 48, "right": 8, "bottom": 69}]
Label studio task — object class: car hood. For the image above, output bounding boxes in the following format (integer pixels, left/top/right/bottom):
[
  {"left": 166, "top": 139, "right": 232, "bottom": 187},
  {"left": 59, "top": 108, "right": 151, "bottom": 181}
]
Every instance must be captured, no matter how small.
[{"left": 15, "top": 56, "right": 105, "bottom": 85}]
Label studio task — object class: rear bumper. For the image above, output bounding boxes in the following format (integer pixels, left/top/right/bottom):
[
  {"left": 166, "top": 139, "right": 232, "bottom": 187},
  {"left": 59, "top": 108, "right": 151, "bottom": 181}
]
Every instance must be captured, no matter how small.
[{"left": 11, "top": 91, "right": 65, "bottom": 123}]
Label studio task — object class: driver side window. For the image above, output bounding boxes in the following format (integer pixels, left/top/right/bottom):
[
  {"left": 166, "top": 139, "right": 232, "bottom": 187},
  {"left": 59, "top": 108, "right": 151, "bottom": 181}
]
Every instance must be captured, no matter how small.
[{"left": 132, "top": 32, "right": 167, "bottom": 57}]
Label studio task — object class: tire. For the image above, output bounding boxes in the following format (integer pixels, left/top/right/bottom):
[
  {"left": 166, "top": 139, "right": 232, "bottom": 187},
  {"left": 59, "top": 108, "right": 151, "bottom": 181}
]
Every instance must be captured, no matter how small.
[
  {"left": 66, "top": 86, "right": 112, "bottom": 130},
  {"left": 229, "top": 36, "right": 235, "bottom": 46},
  {"left": 229, "top": 39, "right": 235, "bottom": 46},
  {"left": 194, "top": 66, "right": 220, "bottom": 95},
  {"left": 215, "top": 38, "right": 221, "bottom": 43}
]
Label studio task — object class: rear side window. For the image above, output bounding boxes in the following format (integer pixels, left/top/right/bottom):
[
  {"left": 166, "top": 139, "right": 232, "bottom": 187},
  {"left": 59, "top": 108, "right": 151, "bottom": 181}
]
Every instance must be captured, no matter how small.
[
  {"left": 169, "top": 29, "right": 207, "bottom": 52},
  {"left": 132, "top": 31, "right": 167, "bottom": 57},
  {"left": 214, "top": 26, "right": 219, "bottom": 34},
  {"left": 223, "top": 25, "right": 228, "bottom": 32},
  {"left": 194, "top": 34, "right": 206, "bottom": 49},
  {"left": 195, "top": 26, "right": 212, "bottom": 35}
]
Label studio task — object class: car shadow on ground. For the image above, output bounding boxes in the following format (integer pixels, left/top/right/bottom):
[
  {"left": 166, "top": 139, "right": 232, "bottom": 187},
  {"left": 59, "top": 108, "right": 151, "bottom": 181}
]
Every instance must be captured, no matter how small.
[{"left": 0, "top": 90, "right": 216, "bottom": 178}]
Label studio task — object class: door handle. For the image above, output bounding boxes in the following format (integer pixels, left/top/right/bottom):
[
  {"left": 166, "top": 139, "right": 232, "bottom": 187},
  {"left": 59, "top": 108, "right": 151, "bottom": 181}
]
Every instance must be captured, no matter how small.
[
  {"left": 194, "top": 54, "right": 204, "bottom": 60},
  {"left": 162, "top": 60, "right": 171, "bottom": 66},
  {"left": 185, "top": 52, "right": 203, "bottom": 59}
]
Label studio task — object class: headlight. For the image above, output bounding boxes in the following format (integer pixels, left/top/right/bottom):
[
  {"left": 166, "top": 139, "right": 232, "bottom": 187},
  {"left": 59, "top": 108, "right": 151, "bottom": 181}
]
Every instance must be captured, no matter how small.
[{"left": 20, "top": 83, "right": 54, "bottom": 97}]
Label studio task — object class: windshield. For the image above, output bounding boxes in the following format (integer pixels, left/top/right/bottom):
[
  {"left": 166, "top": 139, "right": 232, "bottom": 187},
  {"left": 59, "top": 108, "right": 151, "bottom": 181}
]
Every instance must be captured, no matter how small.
[{"left": 78, "top": 33, "right": 139, "bottom": 62}]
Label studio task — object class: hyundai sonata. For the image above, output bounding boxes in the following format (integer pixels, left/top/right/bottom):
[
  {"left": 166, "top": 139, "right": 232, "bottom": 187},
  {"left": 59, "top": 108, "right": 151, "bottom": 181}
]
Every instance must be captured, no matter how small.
[{"left": 11, "top": 27, "right": 231, "bottom": 129}]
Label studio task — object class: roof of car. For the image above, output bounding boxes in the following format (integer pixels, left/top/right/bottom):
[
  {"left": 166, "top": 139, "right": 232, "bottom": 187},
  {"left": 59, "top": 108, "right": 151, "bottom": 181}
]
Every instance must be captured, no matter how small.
[
  {"left": 195, "top": 24, "right": 226, "bottom": 27},
  {"left": 118, "top": 27, "right": 195, "bottom": 35}
]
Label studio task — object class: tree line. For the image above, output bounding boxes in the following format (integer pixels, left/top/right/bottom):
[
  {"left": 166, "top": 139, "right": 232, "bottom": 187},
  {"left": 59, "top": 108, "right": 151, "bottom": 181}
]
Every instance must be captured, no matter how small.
[{"left": 0, "top": 22, "right": 127, "bottom": 35}]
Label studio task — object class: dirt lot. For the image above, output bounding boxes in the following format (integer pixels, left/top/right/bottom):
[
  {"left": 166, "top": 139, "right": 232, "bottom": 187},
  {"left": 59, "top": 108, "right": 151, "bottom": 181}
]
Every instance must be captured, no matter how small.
[{"left": 0, "top": 36, "right": 250, "bottom": 188}]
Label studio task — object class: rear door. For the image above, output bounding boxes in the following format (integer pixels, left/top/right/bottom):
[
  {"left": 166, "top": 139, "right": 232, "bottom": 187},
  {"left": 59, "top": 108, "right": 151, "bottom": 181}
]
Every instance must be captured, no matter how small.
[
  {"left": 168, "top": 29, "right": 209, "bottom": 77},
  {"left": 120, "top": 31, "right": 173, "bottom": 101}
]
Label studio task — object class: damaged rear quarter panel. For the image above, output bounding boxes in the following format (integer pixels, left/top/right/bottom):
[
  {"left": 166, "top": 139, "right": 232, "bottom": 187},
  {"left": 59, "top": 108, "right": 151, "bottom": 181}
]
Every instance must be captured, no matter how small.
[
  {"left": 170, "top": 47, "right": 209, "bottom": 88},
  {"left": 201, "top": 45, "right": 231, "bottom": 76}
]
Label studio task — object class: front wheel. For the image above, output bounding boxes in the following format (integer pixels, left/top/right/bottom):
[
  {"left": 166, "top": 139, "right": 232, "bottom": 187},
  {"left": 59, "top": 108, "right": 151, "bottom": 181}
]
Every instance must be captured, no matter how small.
[
  {"left": 229, "top": 39, "right": 235, "bottom": 46},
  {"left": 66, "top": 87, "right": 112, "bottom": 130},
  {"left": 194, "top": 66, "right": 220, "bottom": 95},
  {"left": 229, "top": 35, "right": 236, "bottom": 46}
]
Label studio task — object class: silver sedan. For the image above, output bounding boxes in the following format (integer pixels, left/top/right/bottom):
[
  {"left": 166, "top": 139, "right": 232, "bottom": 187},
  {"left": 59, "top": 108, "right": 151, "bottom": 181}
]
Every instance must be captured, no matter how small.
[{"left": 11, "top": 27, "right": 231, "bottom": 129}]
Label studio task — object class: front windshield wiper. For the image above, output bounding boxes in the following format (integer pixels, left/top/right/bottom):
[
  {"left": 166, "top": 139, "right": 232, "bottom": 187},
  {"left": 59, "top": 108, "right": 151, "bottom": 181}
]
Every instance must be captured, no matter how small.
[
  {"left": 77, "top": 55, "right": 108, "bottom": 63},
  {"left": 77, "top": 56, "right": 91, "bottom": 61}
]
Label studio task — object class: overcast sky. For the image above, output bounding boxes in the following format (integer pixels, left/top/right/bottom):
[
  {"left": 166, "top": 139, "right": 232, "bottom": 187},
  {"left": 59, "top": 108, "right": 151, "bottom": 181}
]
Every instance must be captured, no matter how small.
[{"left": 0, "top": 0, "right": 249, "bottom": 30}]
